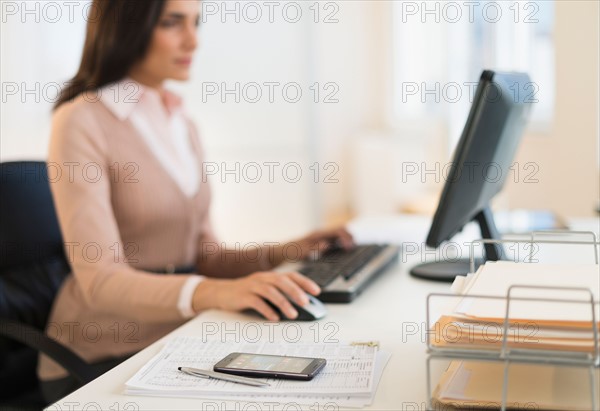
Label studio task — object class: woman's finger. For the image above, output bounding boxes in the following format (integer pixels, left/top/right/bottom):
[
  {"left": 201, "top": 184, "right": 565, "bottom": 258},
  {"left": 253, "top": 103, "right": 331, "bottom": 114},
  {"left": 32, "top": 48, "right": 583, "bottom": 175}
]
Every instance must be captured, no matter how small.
[
  {"left": 245, "top": 295, "right": 279, "bottom": 321},
  {"left": 335, "top": 227, "right": 355, "bottom": 249},
  {"left": 288, "top": 272, "right": 321, "bottom": 296},
  {"left": 254, "top": 284, "right": 298, "bottom": 320},
  {"left": 307, "top": 239, "right": 330, "bottom": 260},
  {"left": 273, "top": 275, "right": 310, "bottom": 307},
  {"left": 314, "top": 227, "right": 354, "bottom": 250}
]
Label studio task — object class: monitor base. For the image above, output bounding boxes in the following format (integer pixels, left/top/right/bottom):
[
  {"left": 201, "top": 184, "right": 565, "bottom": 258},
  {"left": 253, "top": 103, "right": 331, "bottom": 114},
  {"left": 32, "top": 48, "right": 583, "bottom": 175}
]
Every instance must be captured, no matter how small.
[{"left": 409, "top": 259, "right": 484, "bottom": 282}]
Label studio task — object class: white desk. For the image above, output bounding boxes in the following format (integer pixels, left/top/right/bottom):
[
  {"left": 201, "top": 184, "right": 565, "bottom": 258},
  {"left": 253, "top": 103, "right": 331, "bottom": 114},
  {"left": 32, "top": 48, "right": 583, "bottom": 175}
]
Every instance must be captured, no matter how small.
[
  {"left": 46, "top": 215, "right": 599, "bottom": 410},
  {"left": 46, "top": 250, "right": 450, "bottom": 410}
]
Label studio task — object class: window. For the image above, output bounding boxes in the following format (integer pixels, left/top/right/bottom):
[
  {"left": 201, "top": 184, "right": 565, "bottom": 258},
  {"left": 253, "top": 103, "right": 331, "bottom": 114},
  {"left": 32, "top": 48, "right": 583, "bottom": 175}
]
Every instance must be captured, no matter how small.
[{"left": 392, "top": 0, "right": 555, "bottom": 144}]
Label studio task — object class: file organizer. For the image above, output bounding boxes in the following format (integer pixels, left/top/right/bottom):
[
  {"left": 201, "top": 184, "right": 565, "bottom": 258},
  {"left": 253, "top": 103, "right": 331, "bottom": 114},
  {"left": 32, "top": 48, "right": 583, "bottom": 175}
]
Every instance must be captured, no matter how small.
[{"left": 425, "top": 231, "right": 600, "bottom": 411}]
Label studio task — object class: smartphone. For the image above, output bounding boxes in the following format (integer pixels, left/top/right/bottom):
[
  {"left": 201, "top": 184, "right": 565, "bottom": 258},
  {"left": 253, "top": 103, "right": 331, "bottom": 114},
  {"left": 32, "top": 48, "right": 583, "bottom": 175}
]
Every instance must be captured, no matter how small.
[{"left": 213, "top": 352, "right": 327, "bottom": 381}]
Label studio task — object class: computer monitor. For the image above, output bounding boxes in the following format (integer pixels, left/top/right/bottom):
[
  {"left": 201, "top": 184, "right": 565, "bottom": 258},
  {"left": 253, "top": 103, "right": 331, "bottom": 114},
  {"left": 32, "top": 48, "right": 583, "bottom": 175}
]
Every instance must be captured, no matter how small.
[{"left": 410, "top": 70, "right": 533, "bottom": 281}]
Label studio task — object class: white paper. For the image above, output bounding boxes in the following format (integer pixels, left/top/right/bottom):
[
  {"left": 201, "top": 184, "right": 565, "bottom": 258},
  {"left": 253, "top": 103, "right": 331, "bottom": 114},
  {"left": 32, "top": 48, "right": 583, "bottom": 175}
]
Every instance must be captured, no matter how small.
[
  {"left": 125, "top": 337, "right": 380, "bottom": 398},
  {"left": 125, "top": 351, "right": 392, "bottom": 409},
  {"left": 456, "top": 261, "right": 600, "bottom": 322}
]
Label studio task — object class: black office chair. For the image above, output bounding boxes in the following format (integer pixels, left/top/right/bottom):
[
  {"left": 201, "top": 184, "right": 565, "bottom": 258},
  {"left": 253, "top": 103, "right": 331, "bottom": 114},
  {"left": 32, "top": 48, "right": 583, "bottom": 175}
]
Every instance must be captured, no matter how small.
[{"left": 0, "top": 161, "right": 100, "bottom": 409}]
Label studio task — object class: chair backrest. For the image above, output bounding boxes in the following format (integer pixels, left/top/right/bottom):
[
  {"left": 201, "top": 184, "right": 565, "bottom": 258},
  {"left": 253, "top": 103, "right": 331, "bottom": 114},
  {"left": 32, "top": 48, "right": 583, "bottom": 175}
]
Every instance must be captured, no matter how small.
[
  {"left": 0, "top": 161, "right": 74, "bottom": 401},
  {"left": 0, "top": 161, "right": 71, "bottom": 328},
  {"left": 1, "top": 161, "right": 64, "bottom": 268},
  {"left": 0, "top": 162, "right": 107, "bottom": 406}
]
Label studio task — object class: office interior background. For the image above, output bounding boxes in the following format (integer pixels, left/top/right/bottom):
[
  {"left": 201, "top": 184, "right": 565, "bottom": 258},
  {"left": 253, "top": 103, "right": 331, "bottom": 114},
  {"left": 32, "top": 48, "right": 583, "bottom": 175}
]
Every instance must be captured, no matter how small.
[{"left": 1, "top": 0, "right": 599, "bottom": 245}]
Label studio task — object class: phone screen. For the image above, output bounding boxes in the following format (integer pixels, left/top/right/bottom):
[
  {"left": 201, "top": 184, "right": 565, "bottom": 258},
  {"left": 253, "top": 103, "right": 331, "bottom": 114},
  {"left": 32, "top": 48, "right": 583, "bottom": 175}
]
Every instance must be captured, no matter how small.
[
  {"left": 228, "top": 353, "right": 314, "bottom": 373},
  {"left": 215, "top": 352, "right": 326, "bottom": 380}
]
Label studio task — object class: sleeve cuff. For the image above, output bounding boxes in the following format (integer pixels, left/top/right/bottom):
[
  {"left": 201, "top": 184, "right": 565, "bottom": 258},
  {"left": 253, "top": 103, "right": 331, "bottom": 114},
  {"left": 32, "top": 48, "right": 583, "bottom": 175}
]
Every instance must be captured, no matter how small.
[{"left": 177, "top": 275, "right": 205, "bottom": 318}]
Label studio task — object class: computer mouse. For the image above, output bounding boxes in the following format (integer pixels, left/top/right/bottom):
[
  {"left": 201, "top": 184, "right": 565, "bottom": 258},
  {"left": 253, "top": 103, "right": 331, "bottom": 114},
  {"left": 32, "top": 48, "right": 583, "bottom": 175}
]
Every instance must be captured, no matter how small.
[{"left": 261, "top": 293, "right": 327, "bottom": 321}]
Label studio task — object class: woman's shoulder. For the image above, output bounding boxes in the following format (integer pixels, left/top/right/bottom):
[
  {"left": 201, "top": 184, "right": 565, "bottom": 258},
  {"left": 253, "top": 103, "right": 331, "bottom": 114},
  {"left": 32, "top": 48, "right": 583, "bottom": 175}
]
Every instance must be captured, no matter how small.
[
  {"left": 49, "top": 93, "right": 111, "bottom": 157},
  {"left": 52, "top": 93, "right": 109, "bottom": 126}
]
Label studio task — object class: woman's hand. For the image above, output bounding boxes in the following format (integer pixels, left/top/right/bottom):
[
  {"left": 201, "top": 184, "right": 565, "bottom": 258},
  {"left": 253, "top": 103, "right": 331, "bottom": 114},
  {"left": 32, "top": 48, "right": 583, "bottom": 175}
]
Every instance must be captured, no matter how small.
[
  {"left": 290, "top": 226, "right": 355, "bottom": 261},
  {"left": 191, "top": 271, "right": 321, "bottom": 321}
]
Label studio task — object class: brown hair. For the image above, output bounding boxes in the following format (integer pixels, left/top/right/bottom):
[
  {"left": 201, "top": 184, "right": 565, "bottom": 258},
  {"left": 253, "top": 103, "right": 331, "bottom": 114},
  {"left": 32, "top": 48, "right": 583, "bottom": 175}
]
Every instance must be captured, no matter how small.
[{"left": 54, "top": 0, "right": 166, "bottom": 109}]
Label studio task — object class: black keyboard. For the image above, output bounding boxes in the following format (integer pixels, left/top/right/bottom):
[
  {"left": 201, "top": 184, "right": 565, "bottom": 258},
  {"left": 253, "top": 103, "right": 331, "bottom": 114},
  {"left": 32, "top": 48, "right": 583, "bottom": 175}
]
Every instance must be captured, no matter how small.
[{"left": 298, "top": 244, "right": 388, "bottom": 288}]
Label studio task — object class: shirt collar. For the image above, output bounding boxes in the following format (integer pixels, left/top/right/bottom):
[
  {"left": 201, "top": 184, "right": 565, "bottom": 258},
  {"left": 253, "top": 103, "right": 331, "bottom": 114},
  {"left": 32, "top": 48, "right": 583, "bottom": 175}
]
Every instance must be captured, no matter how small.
[{"left": 100, "top": 77, "right": 183, "bottom": 121}]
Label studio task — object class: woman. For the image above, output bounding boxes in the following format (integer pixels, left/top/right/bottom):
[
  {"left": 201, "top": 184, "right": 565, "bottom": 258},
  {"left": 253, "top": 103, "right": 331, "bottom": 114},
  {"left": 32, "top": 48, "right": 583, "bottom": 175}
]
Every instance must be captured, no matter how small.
[{"left": 41, "top": 0, "right": 353, "bottom": 400}]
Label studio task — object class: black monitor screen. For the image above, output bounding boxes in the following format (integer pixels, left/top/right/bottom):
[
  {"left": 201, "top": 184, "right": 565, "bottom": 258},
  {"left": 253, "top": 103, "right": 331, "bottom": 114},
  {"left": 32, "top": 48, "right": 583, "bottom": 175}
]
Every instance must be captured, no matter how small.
[{"left": 414, "top": 70, "right": 533, "bottom": 281}]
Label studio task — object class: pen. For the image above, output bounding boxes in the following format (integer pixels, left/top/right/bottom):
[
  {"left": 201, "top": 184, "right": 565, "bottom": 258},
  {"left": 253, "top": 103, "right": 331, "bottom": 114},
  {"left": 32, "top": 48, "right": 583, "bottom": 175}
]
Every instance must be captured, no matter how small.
[{"left": 177, "top": 367, "right": 270, "bottom": 387}]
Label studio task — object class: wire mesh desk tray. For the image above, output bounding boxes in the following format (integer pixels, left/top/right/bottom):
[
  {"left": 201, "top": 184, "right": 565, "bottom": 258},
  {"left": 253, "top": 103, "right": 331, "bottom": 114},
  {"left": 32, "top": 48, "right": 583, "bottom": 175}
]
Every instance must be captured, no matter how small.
[{"left": 424, "top": 231, "right": 600, "bottom": 411}]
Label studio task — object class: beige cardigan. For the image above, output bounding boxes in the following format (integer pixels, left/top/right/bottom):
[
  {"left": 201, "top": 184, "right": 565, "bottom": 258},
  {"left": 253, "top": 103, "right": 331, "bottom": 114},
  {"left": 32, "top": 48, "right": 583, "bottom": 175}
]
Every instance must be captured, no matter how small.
[{"left": 39, "top": 92, "right": 269, "bottom": 380}]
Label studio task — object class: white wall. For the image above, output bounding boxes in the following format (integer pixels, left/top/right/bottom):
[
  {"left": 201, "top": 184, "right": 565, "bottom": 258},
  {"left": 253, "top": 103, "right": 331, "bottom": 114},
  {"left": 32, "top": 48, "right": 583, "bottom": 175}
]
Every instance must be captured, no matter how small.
[
  {"left": 503, "top": 0, "right": 600, "bottom": 217},
  {"left": 1, "top": 1, "right": 87, "bottom": 159},
  {"left": 179, "top": 3, "right": 317, "bottom": 243}
]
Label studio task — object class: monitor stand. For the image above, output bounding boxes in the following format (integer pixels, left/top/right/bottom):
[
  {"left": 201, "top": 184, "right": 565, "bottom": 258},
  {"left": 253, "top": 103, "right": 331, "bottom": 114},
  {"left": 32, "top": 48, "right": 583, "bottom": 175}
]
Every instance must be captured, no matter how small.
[
  {"left": 409, "top": 207, "right": 503, "bottom": 282},
  {"left": 409, "top": 259, "right": 485, "bottom": 282}
]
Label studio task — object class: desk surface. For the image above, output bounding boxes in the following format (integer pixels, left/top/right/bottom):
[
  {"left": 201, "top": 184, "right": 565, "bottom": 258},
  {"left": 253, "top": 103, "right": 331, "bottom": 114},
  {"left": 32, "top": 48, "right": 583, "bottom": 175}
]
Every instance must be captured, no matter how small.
[
  {"left": 47, "top": 216, "right": 600, "bottom": 410},
  {"left": 47, "top": 254, "right": 449, "bottom": 410}
]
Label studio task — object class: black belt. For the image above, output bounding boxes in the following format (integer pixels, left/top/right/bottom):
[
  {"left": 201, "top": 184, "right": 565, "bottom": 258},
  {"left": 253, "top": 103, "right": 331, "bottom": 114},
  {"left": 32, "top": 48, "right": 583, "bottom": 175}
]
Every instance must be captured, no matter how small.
[{"left": 146, "top": 264, "right": 196, "bottom": 274}]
